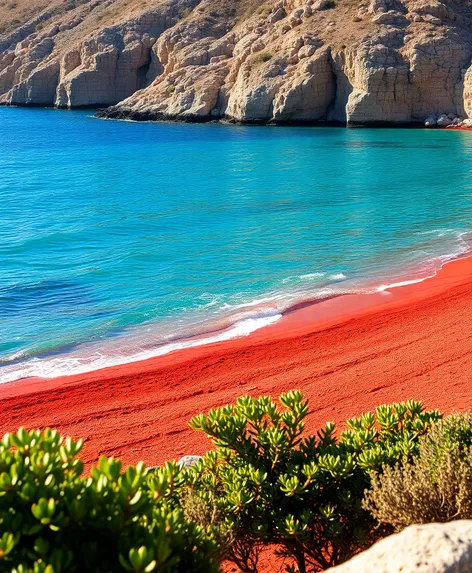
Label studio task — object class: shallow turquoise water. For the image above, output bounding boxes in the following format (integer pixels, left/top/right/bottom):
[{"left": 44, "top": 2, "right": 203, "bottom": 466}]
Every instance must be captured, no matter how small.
[{"left": 1, "top": 107, "right": 471, "bottom": 381}]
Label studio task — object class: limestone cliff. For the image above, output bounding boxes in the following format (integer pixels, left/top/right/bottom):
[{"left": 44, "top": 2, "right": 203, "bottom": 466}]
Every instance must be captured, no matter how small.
[{"left": 1, "top": 0, "right": 472, "bottom": 126}]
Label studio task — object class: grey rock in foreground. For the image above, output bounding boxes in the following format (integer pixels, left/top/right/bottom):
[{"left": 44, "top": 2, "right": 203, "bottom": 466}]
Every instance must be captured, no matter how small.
[
  {"left": 177, "top": 455, "right": 202, "bottom": 469},
  {"left": 327, "top": 521, "right": 472, "bottom": 573}
]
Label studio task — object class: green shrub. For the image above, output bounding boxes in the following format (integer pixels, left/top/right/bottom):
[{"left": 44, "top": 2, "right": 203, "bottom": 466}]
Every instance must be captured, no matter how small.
[
  {"left": 0, "top": 428, "right": 220, "bottom": 573},
  {"left": 424, "top": 412, "right": 472, "bottom": 463},
  {"left": 186, "top": 392, "right": 441, "bottom": 572},
  {"left": 2, "top": 397, "right": 458, "bottom": 573},
  {"left": 254, "top": 52, "right": 272, "bottom": 64},
  {"left": 364, "top": 413, "right": 472, "bottom": 529}
]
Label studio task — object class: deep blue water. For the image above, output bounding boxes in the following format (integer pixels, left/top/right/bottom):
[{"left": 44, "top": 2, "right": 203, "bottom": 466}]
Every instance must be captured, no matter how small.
[{"left": 1, "top": 107, "right": 471, "bottom": 382}]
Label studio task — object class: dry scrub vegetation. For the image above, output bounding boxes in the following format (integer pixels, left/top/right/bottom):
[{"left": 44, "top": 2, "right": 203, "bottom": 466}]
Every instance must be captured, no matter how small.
[{"left": 364, "top": 414, "right": 472, "bottom": 528}]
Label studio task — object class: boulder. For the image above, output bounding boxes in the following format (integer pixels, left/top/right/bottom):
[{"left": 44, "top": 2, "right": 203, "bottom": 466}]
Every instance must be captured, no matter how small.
[
  {"left": 371, "top": 11, "right": 408, "bottom": 26},
  {"left": 437, "top": 113, "right": 453, "bottom": 127},
  {"left": 424, "top": 114, "right": 437, "bottom": 126},
  {"left": 327, "top": 521, "right": 472, "bottom": 573},
  {"left": 177, "top": 455, "right": 202, "bottom": 469},
  {"left": 313, "top": 0, "right": 336, "bottom": 10}
]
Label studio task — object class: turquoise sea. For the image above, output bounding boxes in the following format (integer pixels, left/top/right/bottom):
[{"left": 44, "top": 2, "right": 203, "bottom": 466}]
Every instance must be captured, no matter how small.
[{"left": 1, "top": 107, "right": 471, "bottom": 383}]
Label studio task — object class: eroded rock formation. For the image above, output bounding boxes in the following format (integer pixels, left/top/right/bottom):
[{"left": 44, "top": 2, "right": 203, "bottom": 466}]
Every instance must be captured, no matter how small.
[
  {"left": 0, "top": 0, "right": 199, "bottom": 108},
  {"left": 2, "top": 0, "right": 472, "bottom": 125}
]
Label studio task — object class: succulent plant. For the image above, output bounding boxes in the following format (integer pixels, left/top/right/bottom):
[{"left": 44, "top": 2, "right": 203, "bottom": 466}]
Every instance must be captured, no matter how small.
[
  {"left": 187, "top": 392, "right": 441, "bottom": 572},
  {"left": 0, "top": 394, "right": 445, "bottom": 573},
  {"left": 0, "top": 429, "right": 219, "bottom": 573}
]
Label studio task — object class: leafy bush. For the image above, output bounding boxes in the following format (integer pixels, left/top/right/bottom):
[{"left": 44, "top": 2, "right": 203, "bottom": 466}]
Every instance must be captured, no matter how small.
[
  {"left": 3, "top": 397, "right": 460, "bottom": 573},
  {"left": 364, "top": 413, "right": 472, "bottom": 529},
  {"left": 186, "top": 392, "right": 441, "bottom": 572},
  {"left": 0, "top": 429, "right": 220, "bottom": 573},
  {"left": 254, "top": 52, "right": 272, "bottom": 64}
]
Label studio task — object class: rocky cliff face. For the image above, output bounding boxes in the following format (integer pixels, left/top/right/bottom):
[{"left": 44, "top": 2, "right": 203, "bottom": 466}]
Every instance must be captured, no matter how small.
[
  {"left": 0, "top": 0, "right": 199, "bottom": 108},
  {"left": 1, "top": 0, "right": 472, "bottom": 125}
]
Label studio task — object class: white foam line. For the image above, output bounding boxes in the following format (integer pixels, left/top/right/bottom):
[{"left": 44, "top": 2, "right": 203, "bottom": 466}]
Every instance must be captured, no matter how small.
[
  {"left": 0, "top": 314, "right": 282, "bottom": 384},
  {"left": 3, "top": 229, "right": 471, "bottom": 384},
  {"left": 298, "top": 272, "right": 325, "bottom": 280},
  {"left": 375, "top": 246, "right": 469, "bottom": 293},
  {"left": 376, "top": 275, "right": 435, "bottom": 292}
]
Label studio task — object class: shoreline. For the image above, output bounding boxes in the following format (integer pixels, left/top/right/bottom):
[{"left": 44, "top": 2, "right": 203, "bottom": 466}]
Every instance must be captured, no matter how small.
[
  {"left": 4, "top": 105, "right": 471, "bottom": 131},
  {"left": 0, "top": 254, "right": 471, "bottom": 467},
  {"left": 2, "top": 251, "right": 469, "bottom": 392},
  {"left": 2, "top": 242, "right": 469, "bottom": 386}
]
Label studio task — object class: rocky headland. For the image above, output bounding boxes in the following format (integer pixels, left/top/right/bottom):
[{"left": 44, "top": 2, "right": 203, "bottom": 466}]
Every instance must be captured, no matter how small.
[{"left": 2, "top": 0, "right": 472, "bottom": 125}]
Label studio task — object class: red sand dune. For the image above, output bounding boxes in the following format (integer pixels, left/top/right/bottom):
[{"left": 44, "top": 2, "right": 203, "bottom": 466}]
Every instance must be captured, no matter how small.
[{"left": 0, "top": 256, "right": 471, "bottom": 468}]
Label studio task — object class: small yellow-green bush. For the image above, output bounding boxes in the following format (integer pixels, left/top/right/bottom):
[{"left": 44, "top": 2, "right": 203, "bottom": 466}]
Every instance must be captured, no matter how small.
[
  {"left": 254, "top": 52, "right": 273, "bottom": 64},
  {"left": 364, "top": 413, "right": 472, "bottom": 529}
]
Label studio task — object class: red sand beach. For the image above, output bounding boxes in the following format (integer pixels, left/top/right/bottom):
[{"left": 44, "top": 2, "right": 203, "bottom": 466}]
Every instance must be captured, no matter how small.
[{"left": 0, "top": 256, "right": 471, "bottom": 467}]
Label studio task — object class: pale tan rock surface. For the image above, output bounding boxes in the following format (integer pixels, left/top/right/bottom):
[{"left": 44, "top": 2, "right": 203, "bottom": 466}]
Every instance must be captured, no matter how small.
[
  {"left": 2, "top": 0, "right": 472, "bottom": 125},
  {"left": 326, "top": 521, "right": 472, "bottom": 573},
  {"left": 0, "top": 0, "right": 199, "bottom": 107}
]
